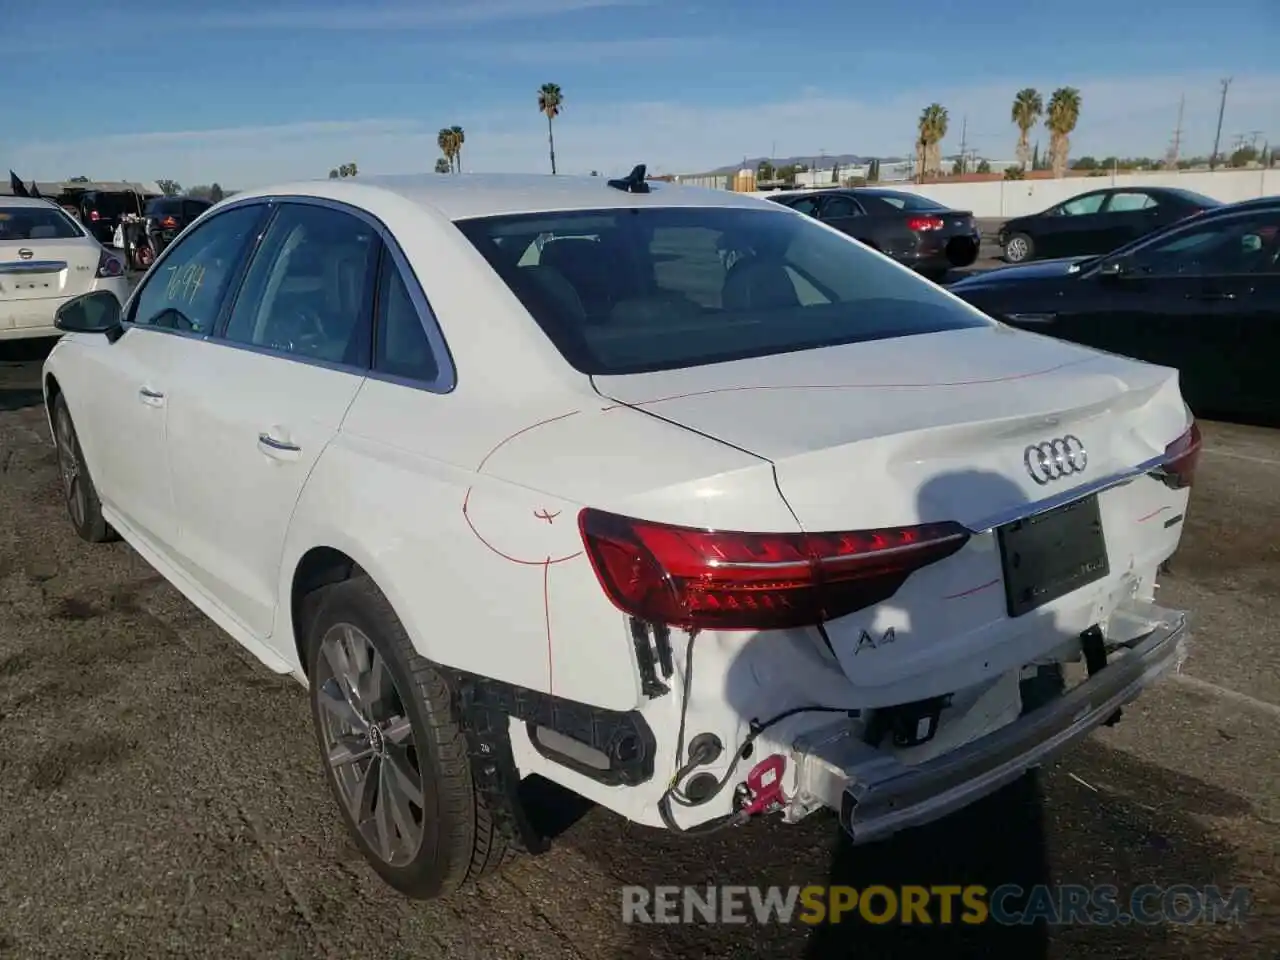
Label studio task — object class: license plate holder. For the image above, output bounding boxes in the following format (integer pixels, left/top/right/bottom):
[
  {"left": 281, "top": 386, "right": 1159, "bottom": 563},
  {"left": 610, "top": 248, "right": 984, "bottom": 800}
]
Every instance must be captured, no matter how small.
[{"left": 997, "top": 495, "right": 1109, "bottom": 618}]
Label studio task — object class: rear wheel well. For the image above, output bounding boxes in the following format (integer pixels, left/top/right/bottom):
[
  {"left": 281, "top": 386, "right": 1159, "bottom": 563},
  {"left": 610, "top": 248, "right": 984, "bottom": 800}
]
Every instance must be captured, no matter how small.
[
  {"left": 44, "top": 374, "right": 62, "bottom": 424},
  {"left": 291, "top": 546, "right": 364, "bottom": 676}
]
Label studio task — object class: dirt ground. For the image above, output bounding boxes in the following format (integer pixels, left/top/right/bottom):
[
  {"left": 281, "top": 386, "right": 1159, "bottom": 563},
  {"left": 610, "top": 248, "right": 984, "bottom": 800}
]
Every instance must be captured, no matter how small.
[{"left": 1, "top": 339, "right": 1277, "bottom": 960}]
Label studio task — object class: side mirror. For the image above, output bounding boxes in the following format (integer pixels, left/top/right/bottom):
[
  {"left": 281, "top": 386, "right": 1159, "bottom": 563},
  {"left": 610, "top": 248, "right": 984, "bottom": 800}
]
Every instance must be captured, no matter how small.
[
  {"left": 1097, "top": 256, "right": 1133, "bottom": 279},
  {"left": 55, "top": 290, "right": 124, "bottom": 341}
]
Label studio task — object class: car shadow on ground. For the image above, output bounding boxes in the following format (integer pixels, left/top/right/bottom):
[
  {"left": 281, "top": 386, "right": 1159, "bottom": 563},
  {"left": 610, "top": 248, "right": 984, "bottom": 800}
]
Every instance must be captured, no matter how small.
[{"left": 0, "top": 338, "right": 56, "bottom": 412}]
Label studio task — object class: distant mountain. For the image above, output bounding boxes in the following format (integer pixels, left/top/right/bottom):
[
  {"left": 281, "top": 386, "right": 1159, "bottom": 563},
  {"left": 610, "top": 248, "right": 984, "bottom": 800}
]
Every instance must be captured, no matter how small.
[{"left": 704, "top": 154, "right": 909, "bottom": 175}]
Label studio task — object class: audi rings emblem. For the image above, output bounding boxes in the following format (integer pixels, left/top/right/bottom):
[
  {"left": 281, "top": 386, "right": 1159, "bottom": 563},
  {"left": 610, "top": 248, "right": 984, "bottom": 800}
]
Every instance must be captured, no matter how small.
[{"left": 1024, "top": 435, "right": 1088, "bottom": 485}]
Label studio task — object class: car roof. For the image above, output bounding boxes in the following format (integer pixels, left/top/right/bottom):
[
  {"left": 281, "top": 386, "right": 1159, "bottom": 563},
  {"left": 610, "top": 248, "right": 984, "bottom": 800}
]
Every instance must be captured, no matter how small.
[
  {"left": 231, "top": 173, "right": 776, "bottom": 221},
  {"left": 0, "top": 195, "right": 64, "bottom": 209}
]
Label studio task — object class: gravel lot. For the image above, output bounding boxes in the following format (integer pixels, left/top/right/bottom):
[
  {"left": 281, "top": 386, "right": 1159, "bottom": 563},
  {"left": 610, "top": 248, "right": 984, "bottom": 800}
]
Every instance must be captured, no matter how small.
[{"left": 0, "top": 335, "right": 1277, "bottom": 960}]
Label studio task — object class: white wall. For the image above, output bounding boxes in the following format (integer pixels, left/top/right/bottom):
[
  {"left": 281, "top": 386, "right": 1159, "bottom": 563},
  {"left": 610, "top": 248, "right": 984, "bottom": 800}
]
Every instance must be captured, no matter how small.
[{"left": 750, "top": 168, "right": 1279, "bottom": 219}]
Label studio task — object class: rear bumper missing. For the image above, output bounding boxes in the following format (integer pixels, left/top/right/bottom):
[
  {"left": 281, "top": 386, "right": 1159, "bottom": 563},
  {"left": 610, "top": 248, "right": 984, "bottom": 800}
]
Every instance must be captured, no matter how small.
[{"left": 789, "top": 601, "right": 1188, "bottom": 845}]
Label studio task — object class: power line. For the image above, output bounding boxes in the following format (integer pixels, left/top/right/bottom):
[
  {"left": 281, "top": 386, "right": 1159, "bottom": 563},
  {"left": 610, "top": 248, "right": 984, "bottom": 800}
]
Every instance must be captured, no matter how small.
[
  {"left": 1166, "top": 93, "right": 1184, "bottom": 169},
  {"left": 1209, "top": 77, "right": 1232, "bottom": 170}
]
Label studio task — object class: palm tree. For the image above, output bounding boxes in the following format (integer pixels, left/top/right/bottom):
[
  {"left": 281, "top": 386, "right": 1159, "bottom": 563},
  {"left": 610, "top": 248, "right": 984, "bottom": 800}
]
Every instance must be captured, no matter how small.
[
  {"left": 450, "top": 125, "right": 465, "bottom": 173},
  {"left": 1046, "top": 87, "right": 1082, "bottom": 178},
  {"left": 916, "top": 103, "right": 949, "bottom": 178},
  {"left": 1011, "top": 88, "right": 1043, "bottom": 172},
  {"left": 437, "top": 128, "right": 457, "bottom": 172},
  {"left": 538, "top": 83, "right": 563, "bottom": 174}
]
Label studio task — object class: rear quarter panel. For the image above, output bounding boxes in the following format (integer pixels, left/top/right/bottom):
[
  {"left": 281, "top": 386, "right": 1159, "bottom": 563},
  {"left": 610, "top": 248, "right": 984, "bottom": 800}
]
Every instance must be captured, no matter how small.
[{"left": 276, "top": 381, "right": 797, "bottom": 713}]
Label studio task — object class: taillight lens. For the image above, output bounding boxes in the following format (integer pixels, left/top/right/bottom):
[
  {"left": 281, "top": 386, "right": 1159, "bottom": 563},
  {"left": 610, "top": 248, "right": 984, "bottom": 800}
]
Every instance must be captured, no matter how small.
[
  {"left": 578, "top": 508, "right": 969, "bottom": 630},
  {"left": 907, "top": 216, "right": 945, "bottom": 231},
  {"left": 96, "top": 249, "right": 124, "bottom": 278},
  {"left": 161, "top": 216, "right": 179, "bottom": 229},
  {"left": 88, "top": 210, "right": 100, "bottom": 221},
  {"left": 1158, "top": 419, "right": 1202, "bottom": 489}
]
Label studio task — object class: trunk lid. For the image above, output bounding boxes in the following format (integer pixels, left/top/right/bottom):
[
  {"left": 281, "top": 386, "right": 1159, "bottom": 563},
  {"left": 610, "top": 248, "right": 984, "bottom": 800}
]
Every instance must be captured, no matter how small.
[
  {"left": 0, "top": 238, "right": 102, "bottom": 306},
  {"left": 593, "top": 325, "right": 1179, "bottom": 530},
  {"left": 595, "top": 324, "right": 1191, "bottom": 699}
]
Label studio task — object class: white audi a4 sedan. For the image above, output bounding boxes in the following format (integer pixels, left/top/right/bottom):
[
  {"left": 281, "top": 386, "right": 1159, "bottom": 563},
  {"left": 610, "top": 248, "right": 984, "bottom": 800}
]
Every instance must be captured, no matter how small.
[
  {"left": 1, "top": 196, "right": 128, "bottom": 341},
  {"left": 42, "top": 168, "right": 1199, "bottom": 899}
]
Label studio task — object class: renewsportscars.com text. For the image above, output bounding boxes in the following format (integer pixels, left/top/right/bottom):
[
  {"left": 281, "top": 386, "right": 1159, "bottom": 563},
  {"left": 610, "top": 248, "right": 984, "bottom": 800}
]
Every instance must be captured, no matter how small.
[{"left": 621, "top": 884, "right": 1251, "bottom": 926}]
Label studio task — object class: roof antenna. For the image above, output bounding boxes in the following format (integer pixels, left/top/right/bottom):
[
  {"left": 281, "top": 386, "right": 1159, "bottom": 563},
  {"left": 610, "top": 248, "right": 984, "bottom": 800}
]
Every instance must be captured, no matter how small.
[{"left": 607, "top": 163, "right": 649, "bottom": 194}]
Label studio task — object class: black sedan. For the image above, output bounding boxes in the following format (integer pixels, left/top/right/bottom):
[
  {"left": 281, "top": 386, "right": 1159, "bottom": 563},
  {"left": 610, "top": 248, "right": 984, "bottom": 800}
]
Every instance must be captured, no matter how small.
[
  {"left": 950, "top": 198, "right": 1280, "bottom": 421},
  {"left": 997, "top": 186, "right": 1221, "bottom": 264},
  {"left": 767, "top": 188, "right": 980, "bottom": 280}
]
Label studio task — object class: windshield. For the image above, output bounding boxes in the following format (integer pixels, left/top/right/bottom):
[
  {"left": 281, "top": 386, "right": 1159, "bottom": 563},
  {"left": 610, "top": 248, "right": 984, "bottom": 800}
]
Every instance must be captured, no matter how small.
[
  {"left": 455, "top": 206, "right": 992, "bottom": 375},
  {"left": 0, "top": 205, "right": 84, "bottom": 240}
]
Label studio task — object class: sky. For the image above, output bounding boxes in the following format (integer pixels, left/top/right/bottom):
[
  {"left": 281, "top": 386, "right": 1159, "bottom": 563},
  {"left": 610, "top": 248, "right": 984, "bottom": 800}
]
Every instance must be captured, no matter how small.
[{"left": 2, "top": 0, "right": 1278, "bottom": 189}]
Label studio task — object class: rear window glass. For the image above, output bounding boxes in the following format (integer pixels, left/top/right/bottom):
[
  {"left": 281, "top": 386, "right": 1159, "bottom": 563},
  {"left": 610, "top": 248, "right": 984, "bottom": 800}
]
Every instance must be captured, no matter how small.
[
  {"left": 83, "top": 192, "right": 140, "bottom": 217},
  {"left": 855, "top": 190, "right": 947, "bottom": 211},
  {"left": 1164, "top": 189, "right": 1222, "bottom": 209},
  {"left": 859, "top": 191, "right": 949, "bottom": 212},
  {"left": 145, "top": 198, "right": 183, "bottom": 216},
  {"left": 455, "top": 206, "right": 991, "bottom": 375},
  {"left": 0, "top": 205, "right": 84, "bottom": 240}
]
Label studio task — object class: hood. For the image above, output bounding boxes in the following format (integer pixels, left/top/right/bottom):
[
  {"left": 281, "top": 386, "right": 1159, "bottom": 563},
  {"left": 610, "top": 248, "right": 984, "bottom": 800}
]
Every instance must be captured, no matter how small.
[{"left": 948, "top": 257, "right": 1091, "bottom": 290}]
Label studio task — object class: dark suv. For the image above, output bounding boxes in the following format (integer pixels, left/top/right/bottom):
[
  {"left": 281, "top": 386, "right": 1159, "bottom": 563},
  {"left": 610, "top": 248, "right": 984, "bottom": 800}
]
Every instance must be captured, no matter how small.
[
  {"left": 76, "top": 190, "right": 147, "bottom": 245},
  {"left": 144, "top": 196, "right": 213, "bottom": 258}
]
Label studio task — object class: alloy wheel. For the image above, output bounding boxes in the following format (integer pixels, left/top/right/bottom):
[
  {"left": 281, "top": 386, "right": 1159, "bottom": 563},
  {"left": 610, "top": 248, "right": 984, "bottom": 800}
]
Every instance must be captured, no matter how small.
[
  {"left": 1005, "top": 237, "right": 1029, "bottom": 262},
  {"left": 54, "top": 412, "right": 86, "bottom": 530},
  {"left": 315, "top": 623, "right": 425, "bottom": 867}
]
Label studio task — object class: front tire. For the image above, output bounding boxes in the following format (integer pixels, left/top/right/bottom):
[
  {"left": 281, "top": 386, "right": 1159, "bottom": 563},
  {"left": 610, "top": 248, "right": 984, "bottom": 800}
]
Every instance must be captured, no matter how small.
[
  {"left": 1003, "top": 232, "right": 1035, "bottom": 263},
  {"left": 52, "top": 393, "right": 115, "bottom": 543},
  {"left": 305, "top": 575, "right": 513, "bottom": 899}
]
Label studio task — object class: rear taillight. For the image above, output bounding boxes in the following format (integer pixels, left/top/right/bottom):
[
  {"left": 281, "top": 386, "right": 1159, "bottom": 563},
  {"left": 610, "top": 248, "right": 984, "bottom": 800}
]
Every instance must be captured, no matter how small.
[
  {"left": 88, "top": 210, "right": 100, "bottom": 221},
  {"left": 578, "top": 508, "right": 969, "bottom": 630},
  {"left": 160, "top": 216, "right": 179, "bottom": 229},
  {"left": 1158, "top": 420, "right": 1202, "bottom": 489},
  {"left": 96, "top": 249, "right": 124, "bottom": 278},
  {"left": 907, "top": 216, "right": 945, "bottom": 231}
]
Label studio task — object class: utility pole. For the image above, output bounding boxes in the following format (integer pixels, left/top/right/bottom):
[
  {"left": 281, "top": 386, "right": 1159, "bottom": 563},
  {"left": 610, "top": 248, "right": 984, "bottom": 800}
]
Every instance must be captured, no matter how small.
[
  {"left": 1209, "top": 77, "right": 1232, "bottom": 170},
  {"left": 958, "top": 115, "right": 968, "bottom": 174},
  {"left": 1166, "top": 93, "right": 1184, "bottom": 170}
]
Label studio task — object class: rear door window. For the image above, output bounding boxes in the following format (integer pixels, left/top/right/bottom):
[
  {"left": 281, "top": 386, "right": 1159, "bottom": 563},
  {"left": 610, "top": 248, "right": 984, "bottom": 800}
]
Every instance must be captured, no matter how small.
[
  {"left": 455, "top": 205, "right": 991, "bottom": 375},
  {"left": 1105, "top": 192, "right": 1157, "bottom": 212}
]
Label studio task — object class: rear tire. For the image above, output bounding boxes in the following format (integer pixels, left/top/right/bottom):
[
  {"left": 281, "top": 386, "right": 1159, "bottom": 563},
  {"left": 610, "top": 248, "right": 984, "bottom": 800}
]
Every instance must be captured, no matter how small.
[
  {"left": 52, "top": 394, "right": 115, "bottom": 543},
  {"left": 305, "top": 575, "right": 514, "bottom": 899},
  {"left": 1003, "top": 232, "right": 1034, "bottom": 263}
]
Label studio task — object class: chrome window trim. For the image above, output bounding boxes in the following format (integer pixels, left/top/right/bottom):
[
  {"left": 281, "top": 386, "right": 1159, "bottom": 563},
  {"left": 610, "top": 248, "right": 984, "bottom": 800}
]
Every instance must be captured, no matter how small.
[
  {"left": 965, "top": 452, "right": 1169, "bottom": 534},
  {"left": 120, "top": 194, "right": 458, "bottom": 395}
]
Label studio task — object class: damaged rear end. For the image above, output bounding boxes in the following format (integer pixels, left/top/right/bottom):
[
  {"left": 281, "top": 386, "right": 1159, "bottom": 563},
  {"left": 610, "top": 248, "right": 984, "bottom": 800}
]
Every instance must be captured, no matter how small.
[{"left": 587, "top": 326, "right": 1198, "bottom": 840}]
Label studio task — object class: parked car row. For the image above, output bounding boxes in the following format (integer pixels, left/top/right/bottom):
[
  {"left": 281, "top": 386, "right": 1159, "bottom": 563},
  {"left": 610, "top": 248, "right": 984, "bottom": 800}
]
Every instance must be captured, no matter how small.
[{"left": 764, "top": 186, "right": 981, "bottom": 280}]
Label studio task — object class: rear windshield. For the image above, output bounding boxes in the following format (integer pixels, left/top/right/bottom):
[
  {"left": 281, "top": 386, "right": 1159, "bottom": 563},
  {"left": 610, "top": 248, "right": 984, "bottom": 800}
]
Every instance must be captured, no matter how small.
[
  {"left": 83, "top": 192, "right": 140, "bottom": 217},
  {"left": 455, "top": 206, "right": 991, "bottom": 375},
  {"left": 0, "top": 205, "right": 84, "bottom": 241},
  {"left": 145, "top": 198, "right": 183, "bottom": 215},
  {"left": 858, "top": 191, "right": 949, "bottom": 212},
  {"left": 1163, "top": 188, "right": 1222, "bottom": 209}
]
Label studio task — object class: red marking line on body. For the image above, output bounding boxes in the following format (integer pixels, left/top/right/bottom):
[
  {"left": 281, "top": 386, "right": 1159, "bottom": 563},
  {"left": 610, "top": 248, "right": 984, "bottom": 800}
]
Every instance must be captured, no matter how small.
[{"left": 943, "top": 577, "right": 1000, "bottom": 600}]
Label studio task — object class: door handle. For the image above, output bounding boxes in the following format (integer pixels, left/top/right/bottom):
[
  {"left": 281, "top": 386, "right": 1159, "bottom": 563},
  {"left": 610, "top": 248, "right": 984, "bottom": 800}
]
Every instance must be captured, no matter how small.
[
  {"left": 138, "top": 387, "right": 165, "bottom": 407},
  {"left": 1004, "top": 312, "right": 1058, "bottom": 325},
  {"left": 1187, "top": 291, "right": 1236, "bottom": 301},
  {"left": 258, "top": 432, "right": 301, "bottom": 459}
]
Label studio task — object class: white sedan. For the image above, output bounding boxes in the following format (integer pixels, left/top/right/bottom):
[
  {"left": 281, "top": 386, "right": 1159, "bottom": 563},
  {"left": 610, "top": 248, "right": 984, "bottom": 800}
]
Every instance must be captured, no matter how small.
[
  {"left": 41, "top": 168, "right": 1198, "bottom": 899},
  {"left": 1, "top": 196, "right": 128, "bottom": 340}
]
